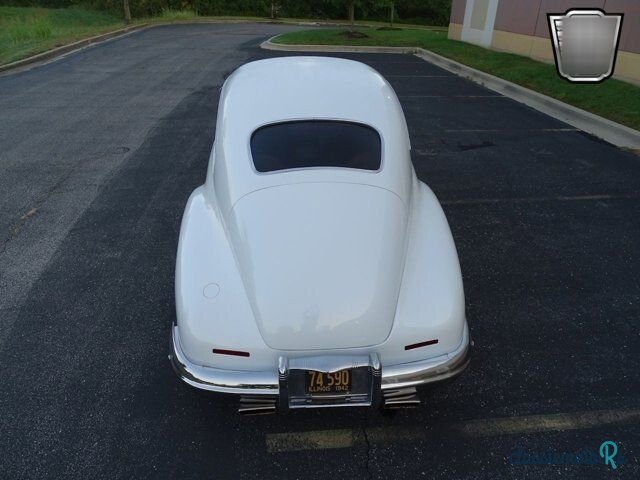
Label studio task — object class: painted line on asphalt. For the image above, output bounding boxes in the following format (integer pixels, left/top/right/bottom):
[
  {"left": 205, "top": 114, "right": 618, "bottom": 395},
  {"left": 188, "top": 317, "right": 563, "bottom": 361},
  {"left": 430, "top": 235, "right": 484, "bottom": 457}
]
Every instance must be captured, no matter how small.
[
  {"left": 266, "top": 408, "right": 640, "bottom": 453},
  {"left": 443, "top": 128, "right": 579, "bottom": 132},
  {"left": 365, "top": 61, "right": 428, "bottom": 64},
  {"left": 266, "top": 429, "right": 356, "bottom": 453},
  {"left": 385, "top": 74, "right": 452, "bottom": 78},
  {"left": 398, "top": 95, "right": 505, "bottom": 98},
  {"left": 441, "top": 193, "right": 640, "bottom": 206},
  {"left": 455, "top": 409, "right": 640, "bottom": 437},
  {"left": 262, "top": 38, "right": 640, "bottom": 148}
]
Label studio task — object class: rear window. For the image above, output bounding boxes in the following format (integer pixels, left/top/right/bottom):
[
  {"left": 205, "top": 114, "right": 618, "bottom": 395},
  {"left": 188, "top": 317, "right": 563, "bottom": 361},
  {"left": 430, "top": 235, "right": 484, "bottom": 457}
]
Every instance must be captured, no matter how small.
[{"left": 250, "top": 121, "right": 381, "bottom": 173}]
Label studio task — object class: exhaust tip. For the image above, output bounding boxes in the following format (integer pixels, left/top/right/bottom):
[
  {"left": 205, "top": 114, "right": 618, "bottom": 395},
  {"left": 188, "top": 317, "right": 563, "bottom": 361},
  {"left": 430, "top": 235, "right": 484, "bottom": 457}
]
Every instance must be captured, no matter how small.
[
  {"left": 382, "top": 387, "right": 420, "bottom": 409},
  {"left": 238, "top": 395, "right": 277, "bottom": 415}
]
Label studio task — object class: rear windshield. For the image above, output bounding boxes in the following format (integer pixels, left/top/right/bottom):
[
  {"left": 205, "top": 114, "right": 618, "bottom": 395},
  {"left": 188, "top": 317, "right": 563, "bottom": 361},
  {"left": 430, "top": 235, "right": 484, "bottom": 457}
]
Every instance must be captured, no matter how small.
[{"left": 250, "top": 121, "right": 381, "bottom": 173}]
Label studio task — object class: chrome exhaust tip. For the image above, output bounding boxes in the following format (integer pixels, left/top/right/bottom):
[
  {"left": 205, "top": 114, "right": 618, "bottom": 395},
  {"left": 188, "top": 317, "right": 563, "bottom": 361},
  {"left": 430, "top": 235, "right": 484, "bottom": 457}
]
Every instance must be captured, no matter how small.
[
  {"left": 238, "top": 395, "right": 277, "bottom": 415},
  {"left": 382, "top": 387, "right": 420, "bottom": 409}
]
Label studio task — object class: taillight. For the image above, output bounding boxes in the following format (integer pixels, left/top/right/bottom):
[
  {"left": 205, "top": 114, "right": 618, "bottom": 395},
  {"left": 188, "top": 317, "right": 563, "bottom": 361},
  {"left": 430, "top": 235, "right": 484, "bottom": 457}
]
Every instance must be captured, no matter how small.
[
  {"left": 404, "top": 339, "right": 438, "bottom": 351},
  {"left": 212, "top": 348, "right": 250, "bottom": 357}
]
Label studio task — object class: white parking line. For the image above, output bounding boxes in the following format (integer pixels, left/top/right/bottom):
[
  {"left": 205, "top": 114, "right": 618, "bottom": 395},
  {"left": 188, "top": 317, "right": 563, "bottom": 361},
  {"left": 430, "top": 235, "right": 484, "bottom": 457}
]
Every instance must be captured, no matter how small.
[
  {"left": 398, "top": 95, "right": 505, "bottom": 98},
  {"left": 443, "top": 128, "right": 579, "bottom": 132},
  {"left": 386, "top": 75, "right": 452, "bottom": 78},
  {"left": 266, "top": 429, "right": 355, "bottom": 453},
  {"left": 266, "top": 408, "right": 640, "bottom": 453},
  {"left": 454, "top": 409, "right": 640, "bottom": 437},
  {"left": 441, "top": 193, "right": 639, "bottom": 206}
]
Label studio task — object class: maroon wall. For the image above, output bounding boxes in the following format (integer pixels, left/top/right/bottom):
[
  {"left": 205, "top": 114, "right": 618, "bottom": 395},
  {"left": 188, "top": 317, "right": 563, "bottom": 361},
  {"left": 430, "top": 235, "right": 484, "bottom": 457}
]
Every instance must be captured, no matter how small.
[
  {"left": 533, "top": 0, "right": 606, "bottom": 38},
  {"left": 451, "top": 0, "right": 638, "bottom": 54},
  {"left": 605, "top": 0, "right": 640, "bottom": 53},
  {"left": 450, "top": 0, "right": 466, "bottom": 24},
  {"left": 493, "top": 1, "right": 540, "bottom": 36}
]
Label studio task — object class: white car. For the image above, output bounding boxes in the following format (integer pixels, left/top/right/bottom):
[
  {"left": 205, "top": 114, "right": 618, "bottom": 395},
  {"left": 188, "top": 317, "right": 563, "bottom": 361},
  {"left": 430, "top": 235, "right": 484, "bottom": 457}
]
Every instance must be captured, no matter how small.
[{"left": 170, "top": 56, "right": 470, "bottom": 414}]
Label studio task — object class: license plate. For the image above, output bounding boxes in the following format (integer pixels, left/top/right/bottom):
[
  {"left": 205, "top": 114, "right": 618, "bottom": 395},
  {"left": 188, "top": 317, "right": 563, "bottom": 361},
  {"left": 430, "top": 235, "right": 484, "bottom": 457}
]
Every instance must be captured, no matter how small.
[{"left": 305, "top": 370, "right": 351, "bottom": 395}]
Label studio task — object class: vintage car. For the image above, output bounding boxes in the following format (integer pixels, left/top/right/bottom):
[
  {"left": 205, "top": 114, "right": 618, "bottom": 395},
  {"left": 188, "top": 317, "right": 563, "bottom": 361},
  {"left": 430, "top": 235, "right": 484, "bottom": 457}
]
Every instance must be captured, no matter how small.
[{"left": 170, "top": 56, "right": 470, "bottom": 414}]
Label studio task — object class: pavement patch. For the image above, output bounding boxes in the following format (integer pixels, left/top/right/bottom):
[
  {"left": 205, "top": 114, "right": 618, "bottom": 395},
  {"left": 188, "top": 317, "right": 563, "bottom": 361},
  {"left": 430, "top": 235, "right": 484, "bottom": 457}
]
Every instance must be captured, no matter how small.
[
  {"left": 2, "top": 25, "right": 639, "bottom": 479},
  {"left": 266, "top": 408, "right": 640, "bottom": 453}
]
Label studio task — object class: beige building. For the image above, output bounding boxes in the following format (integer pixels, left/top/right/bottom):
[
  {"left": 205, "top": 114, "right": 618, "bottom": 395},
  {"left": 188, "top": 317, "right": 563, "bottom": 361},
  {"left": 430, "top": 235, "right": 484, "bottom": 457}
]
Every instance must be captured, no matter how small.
[{"left": 448, "top": 0, "right": 640, "bottom": 85}]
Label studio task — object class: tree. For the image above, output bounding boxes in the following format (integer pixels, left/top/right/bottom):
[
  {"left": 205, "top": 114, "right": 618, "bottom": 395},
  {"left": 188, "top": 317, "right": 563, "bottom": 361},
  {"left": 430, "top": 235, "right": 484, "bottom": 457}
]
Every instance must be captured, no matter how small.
[
  {"left": 395, "top": 0, "right": 452, "bottom": 26},
  {"left": 375, "top": 0, "right": 404, "bottom": 27},
  {"left": 123, "top": 0, "right": 131, "bottom": 23},
  {"left": 329, "top": 0, "right": 372, "bottom": 27},
  {"left": 347, "top": 0, "right": 355, "bottom": 26}
]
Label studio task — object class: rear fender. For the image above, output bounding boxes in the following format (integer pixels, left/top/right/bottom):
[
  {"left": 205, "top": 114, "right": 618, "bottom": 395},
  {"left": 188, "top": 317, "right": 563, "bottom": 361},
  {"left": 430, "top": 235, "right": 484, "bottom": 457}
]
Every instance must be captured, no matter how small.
[{"left": 175, "top": 186, "right": 271, "bottom": 370}]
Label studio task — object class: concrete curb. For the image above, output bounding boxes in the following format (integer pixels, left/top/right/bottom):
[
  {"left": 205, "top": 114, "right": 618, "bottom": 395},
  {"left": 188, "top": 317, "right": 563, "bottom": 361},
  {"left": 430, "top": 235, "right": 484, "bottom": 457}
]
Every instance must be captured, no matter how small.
[
  {"left": 0, "top": 24, "right": 150, "bottom": 74},
  {"left": 414, "top": 48, "right": 640, "bottom": 149},
  {"left": 0, "top": 19, "right": 441, "bottom": 76},
  {"left": 262, "top": 38, "right": 640, "bottom": 149},
  {"left": 262, "top": 41, "right": 418, "bottom": 55}
]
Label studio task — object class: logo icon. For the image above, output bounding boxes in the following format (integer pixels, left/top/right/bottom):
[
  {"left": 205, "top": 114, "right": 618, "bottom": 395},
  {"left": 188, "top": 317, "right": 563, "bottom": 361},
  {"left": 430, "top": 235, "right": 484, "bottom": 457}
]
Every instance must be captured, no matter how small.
[
  {"left": 599, "top": 440, "right": 618, "bottom": 470},
  {"left": 548, "top": 9, "right": 623, "bottom": 83}
]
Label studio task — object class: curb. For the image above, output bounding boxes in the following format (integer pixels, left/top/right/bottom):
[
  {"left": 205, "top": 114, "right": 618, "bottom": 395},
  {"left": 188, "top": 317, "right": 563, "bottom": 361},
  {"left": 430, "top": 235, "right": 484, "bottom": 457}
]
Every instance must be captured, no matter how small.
[
  {"left": 0, "top": 24, "right": 150, "bottom": 74},
  {"left": 262, "top": 38, "right": 640, "bottom": 149},
  {"left": 0, "top": 19, "right": 442, "bottom": 75},
  {"left": 262, "top": 41, "right": 418, "bottom": 55}
]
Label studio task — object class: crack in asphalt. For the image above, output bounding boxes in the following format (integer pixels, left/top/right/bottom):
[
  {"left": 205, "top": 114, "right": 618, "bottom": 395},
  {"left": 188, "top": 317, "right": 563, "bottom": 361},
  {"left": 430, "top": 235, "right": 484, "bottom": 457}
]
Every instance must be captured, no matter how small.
[
  {"left": 0, "top": 170, "right": 72, "bottom": 255},
  {"left": 440, "top": 193, "right": 640, "bottom": 206},
  {"left": 362, "top": 424, "right": 374, "bottom": 480},
  {"left": 0, "top": 149, "right": 125, "bottom": 255},
  {"left": 3, "top": 23, "right": 640, "bottom": 479}
]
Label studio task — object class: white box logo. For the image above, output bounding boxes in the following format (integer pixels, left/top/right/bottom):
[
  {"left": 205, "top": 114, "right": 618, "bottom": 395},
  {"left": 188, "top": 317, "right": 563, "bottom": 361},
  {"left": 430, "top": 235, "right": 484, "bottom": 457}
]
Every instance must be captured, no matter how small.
[{"left": 548, "top": 9, "right": 623, "bottom": 83}]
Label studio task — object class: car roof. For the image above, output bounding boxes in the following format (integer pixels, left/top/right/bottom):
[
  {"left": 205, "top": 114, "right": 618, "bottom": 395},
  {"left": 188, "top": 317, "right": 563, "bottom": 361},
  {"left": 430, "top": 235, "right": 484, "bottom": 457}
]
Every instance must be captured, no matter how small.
[{"left": 210, "top": 56, "right": 414, "bottom": 212}]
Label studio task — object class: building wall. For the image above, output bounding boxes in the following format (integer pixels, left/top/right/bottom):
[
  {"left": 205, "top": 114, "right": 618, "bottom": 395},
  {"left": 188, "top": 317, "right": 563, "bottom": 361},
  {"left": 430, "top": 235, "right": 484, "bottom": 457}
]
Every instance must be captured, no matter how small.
[
  {"left": 459, "top": 0, "right": 500, "bottom": 47},
  {"left": 448, "top": 0, "right": 465, "bottom": 40},
  {"left": 447, "top": 0, "right": 640, "bottom": 85}
]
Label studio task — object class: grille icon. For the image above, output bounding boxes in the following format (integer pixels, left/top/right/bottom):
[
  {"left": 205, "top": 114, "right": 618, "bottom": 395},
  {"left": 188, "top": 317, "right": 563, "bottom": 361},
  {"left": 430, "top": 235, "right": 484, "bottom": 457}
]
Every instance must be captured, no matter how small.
[{"left": 548, "top": 9, "right": 623, "bottom": 83}]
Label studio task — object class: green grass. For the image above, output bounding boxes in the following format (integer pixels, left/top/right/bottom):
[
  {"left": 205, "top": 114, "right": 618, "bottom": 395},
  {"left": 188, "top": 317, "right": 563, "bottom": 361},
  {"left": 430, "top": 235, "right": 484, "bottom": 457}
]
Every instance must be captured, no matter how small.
[
  {"left": 0, "top": 6, "right": 128, "bottom": 65},
  {"left": 159, "top": 9, "right": 198, "bottom": 21},
  {"left": 273, "top": 28, "right": 640, "bottom": 132},
  {"left": 0, "top": 7, "right": 445, "bottom": 67}
]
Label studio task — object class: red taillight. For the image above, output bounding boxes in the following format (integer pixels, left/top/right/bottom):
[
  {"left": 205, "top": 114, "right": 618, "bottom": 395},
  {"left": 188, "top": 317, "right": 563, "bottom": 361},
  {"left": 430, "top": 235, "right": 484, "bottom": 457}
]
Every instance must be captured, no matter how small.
[
  {"left": 212, "top": 348, "right": 250, "bottom": 357},
  {"left": 404, "top": 339, "right": 438, "bottom": 351}
]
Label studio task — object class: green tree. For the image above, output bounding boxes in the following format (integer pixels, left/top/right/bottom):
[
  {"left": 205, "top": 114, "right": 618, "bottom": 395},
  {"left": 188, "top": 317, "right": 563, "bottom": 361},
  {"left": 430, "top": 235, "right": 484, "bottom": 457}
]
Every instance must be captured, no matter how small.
[
  {"left": 123, "top": 0, "right": 131, "bottom": 23},
  {"left": 395, "top": 0, "right": 452, "bottom": 26},
  {"left": 374, "top": 0, "right": 396, "bottom": 26},
  {"left": 327, "top": 0, "right": 367, "bottom": 26}
]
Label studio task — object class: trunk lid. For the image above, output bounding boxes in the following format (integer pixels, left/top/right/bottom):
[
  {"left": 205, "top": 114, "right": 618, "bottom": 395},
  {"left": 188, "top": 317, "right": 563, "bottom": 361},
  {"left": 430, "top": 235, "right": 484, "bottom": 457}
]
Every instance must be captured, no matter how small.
[{"left": 229, "top": 182, "right": 408, "bottom": 351}]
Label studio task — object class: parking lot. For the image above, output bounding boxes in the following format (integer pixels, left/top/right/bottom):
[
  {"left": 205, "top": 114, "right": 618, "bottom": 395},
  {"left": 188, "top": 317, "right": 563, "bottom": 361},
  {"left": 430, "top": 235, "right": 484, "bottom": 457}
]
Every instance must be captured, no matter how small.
[{"left": 0, "top": 24, "right": 639, "bottom": 478}]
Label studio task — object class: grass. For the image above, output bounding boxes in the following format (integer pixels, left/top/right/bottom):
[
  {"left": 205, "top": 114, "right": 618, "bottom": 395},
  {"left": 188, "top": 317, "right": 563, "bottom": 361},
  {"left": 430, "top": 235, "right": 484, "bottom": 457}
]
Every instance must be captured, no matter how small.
[
  {"left": 159, "top": 9, "right": 197, "bottom": 21},
  {"left": 0, "top": 6, "right": 446, "bottom": 67},
  {"left": 0, "top": 6, "right": 127, "bottom": 65},
  {"left": 273, "top": 28, "right": 640, "bottom": 132},
  {"left": 5, "top": 6, "right": 636, "bottom": 133}
]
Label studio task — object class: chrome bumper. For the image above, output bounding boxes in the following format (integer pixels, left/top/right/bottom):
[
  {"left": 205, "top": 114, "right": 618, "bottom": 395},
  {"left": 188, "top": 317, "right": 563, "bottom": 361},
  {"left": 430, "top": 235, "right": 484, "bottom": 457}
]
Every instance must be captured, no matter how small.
[{"left": 170, "top": 324, "right": 470, "bottom": 401}]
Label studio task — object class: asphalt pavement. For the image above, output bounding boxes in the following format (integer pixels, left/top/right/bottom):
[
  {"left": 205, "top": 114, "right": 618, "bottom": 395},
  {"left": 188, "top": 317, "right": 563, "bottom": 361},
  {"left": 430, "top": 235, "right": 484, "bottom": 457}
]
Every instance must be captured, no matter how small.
[{"left": 0, "top": 24, "right": 639, "bottom": 479}]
